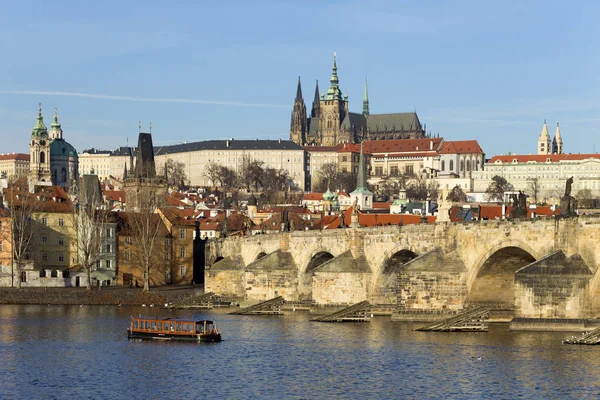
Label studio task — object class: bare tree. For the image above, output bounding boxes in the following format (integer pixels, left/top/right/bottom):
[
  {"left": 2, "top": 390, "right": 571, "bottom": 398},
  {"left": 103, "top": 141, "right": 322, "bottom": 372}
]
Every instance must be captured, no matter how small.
[
  {"left": 317, "top": 163, "right": 338, "bottom": 190},
  {"left": 218, "top": 165, "right": 238, "bottom": 189},
  {"left": 447, "top": 185, "right": 467, "bottom": 202},
  {"left": 485, "top": 175, "right": 513, "bottom": 202},
  {"left": 128, "top": 189, "right": 166, "bottom": 291},
  {"left": 238, "top": 155, "right": 264, "bottom": 191},
  {"left": 1, "top": 178, "right": 42, "bottom": 288},
  {"left": 526, "top": 177, "right": 540, "bottom": 205},
  {"left": 576, "top": 188, "right": 593, "bottom": 209},
  {"left": 160, "top": 159, "right": 188, "bottom": 190},
  {"left": 73, "top": 180, "right": 108, "bottom": 290},
  {"left": 203, "top": 162, "right": 222, "bottom": 187}
]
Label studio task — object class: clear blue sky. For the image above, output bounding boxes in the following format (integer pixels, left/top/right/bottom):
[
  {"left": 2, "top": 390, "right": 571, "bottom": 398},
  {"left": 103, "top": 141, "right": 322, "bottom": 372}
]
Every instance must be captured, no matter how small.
[{"left": 1, "top": 1, "right": 599, "bottom": 156}]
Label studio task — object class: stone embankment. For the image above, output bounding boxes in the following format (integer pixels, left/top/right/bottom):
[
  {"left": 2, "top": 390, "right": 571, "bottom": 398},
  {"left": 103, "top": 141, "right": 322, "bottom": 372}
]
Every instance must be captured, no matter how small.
[{"left": 0, "top": 287, "right": 199, "bottom": 306}]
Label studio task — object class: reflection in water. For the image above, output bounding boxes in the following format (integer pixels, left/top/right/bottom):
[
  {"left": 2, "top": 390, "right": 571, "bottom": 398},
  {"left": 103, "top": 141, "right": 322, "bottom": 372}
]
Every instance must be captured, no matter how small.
[{"left": 1, "top": 305, "right": 600, "bottom": 399}]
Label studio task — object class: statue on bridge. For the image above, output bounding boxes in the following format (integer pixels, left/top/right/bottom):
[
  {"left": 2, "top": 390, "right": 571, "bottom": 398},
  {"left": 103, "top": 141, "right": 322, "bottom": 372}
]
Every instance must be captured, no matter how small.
[
  {"left": 560, "top": 176, "right": 578, "bottom": 217},
  {"left": 510, "top": 191, "right": 528, "bottom": 219}
]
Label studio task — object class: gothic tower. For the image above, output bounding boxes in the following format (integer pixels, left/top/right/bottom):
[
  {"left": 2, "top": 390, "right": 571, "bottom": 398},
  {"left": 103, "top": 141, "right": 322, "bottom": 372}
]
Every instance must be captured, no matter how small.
[
  {"left": 552, "top": 122, "right": 563, "bottom": 154},
  {"left": 319, "top": 54, "right": 348, "bottom": 146},
  {"left": 289, "top": 77, "right": 307, "bottom": 145},
  {"left": 311, "top": 80, "right": 320, "bottom": 118},
  {"left": 29, "top": 103, "right": 52, "bottom": 189},
  {"left": 537, "top": 120, "right": 552, "bottom": 155}
]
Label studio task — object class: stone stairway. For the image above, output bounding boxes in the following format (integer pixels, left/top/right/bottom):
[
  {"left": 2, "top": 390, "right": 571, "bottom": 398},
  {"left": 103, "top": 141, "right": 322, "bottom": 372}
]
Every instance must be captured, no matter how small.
[{"left": 562, "top": 327, "right": 600, "bottom": 345}]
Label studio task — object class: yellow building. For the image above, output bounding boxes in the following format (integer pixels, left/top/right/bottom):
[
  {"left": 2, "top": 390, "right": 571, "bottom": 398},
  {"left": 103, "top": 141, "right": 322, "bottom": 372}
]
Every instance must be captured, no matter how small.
[{"left": 0, "top": 153, "right": 30, "bottom": 179}]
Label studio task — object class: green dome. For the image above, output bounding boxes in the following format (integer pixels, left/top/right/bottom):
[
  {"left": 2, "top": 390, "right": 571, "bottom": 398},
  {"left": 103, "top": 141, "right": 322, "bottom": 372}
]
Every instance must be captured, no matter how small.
[
  {"left": 50, "top": 139, "right": 77, "bottom": 157},
  {"left": 323, "top": 188, "right": 334, "bottom": 201}
]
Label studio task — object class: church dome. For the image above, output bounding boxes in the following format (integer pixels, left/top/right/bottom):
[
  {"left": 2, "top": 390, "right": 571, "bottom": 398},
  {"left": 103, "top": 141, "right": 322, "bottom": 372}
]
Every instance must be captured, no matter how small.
[
  {"left": 323, "top": 188, "right": 334, "bottom": 201},
  {"left": 247, "top": 195, "right": 258, "bottom": 206},
  {"left": 50, "top": 139, "right": 77, "bottom": 157}
]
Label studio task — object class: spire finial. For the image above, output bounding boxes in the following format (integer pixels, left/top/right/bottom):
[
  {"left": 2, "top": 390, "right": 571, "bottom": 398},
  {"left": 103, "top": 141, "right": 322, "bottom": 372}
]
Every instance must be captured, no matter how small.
[
  {"left": 149, "top": 122, "right": 152, "bottom": 133},
  {"left": 38, "top": 103, "right": 42, "bottom": 114},
  {"left": 138, "top": 121, "right": 141, "bottom": 133},
  {"left": 295, "top": 76, "right": 303, "bottom": 100},
  {"left": 363, "top": 76, "right": 370, "bottom": 116}
]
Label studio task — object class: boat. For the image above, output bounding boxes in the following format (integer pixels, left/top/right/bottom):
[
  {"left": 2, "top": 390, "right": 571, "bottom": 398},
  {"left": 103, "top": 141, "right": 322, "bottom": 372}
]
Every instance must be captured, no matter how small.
[{"left": 127, "top": 316, "right": 222, "bottom": 343}]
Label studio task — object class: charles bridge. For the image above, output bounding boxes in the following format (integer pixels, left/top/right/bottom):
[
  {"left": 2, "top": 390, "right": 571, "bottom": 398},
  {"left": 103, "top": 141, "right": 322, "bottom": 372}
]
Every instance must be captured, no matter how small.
[{"left": 205, "top": 215, "right": 600, "bottom": 320}]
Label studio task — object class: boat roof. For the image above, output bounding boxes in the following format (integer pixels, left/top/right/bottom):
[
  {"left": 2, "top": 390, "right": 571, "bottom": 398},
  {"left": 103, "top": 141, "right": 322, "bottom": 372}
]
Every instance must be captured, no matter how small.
[{"left": 131, "top": 316, "right": 215, "bottom": 324}]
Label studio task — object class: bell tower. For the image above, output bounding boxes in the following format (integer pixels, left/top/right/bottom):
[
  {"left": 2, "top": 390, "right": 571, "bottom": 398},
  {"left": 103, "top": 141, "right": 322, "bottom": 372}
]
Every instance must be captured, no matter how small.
[
  {"left": 29, "top": 103, "right": 52, "bottom": 190},
  {"left": 319, "top": 53, "right": 348, "bottom": 146}
]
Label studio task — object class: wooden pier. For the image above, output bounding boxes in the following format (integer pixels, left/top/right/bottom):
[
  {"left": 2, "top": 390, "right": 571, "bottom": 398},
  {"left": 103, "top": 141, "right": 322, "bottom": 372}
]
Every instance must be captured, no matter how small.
[
  {"left": 311, "top": 301, "right": 372, "bottom": 322},
  {"left": 415, "top": 307, "right": 490, "bottom": 332},
  {"left": 229, "top": 296, "right": 285, "bottom": 315},
  {"left": 562, "top": 327, "right": 600, "bottom": 345}
]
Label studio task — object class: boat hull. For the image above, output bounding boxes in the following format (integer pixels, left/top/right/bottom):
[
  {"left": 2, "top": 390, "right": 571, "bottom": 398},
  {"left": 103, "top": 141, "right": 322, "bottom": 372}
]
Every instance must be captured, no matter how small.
[{"left": 128, "top": 330, "right": 221, "bottom": 343}]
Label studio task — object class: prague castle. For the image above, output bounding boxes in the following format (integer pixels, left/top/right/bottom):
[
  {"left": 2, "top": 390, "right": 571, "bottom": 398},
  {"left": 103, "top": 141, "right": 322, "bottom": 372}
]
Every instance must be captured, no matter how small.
[{"left": 290, "top": 54, "right": 426, "bottom": 146}]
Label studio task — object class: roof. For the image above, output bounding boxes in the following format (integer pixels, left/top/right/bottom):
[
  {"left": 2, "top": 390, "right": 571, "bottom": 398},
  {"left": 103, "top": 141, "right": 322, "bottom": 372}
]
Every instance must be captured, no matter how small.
[
  {"left": 50, "top": 138, "right": 77, "bottom": 157},
  {"left": 80, "top": 147, "right": 135, "bottom": 157},
  {"left": 365, "top": 138, "right": 443, "bottom": 154},
  {"left": 438, "top": 140, "right": 484, "bottom": 155},
  {"left": 341, "top": 112, "right": 367, "bottom": 132},
  {"left": 366, "top": 112, "right": 423, "bottom": 133},
  {"left": 0, "top": 153, "right": 30, "bottom": 161},
  {"left": 103, "top": 190, "right": 126, "bottom": 203},
  {"left": 488, "top": 154, "right": 600, "bottom": 163},
  {"left": 338, "top": 143, "right": 371, "bottom": 155},
  {"left": 303, "top": 193, "right": 323, "bottom": 201},
  {"left": 155, "top": 139, "right": 303, "bottom": 156},
  {"left": 160, "top": 207, "right": 197, "bottom": 226},
  {"left": 303, "top": 144, "right": 343, "bottom": 153}
]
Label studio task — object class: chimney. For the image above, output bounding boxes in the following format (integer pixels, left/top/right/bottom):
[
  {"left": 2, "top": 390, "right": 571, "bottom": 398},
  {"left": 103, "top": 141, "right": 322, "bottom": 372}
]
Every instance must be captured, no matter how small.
[
  {"left": 430, "top": 141, "right": 433, "bottom": 150},
  {"left": 226, "top": 140, "right": 230, "bottom": 148},
  {"left": 501, "top": 204, "right": 506, "bottom": 219}
]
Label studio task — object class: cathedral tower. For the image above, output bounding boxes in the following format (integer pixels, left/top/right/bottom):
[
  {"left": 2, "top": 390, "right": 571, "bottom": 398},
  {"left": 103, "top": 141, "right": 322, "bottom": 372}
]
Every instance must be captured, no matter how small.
[
  {"left": 362, "top": 76, "right": 370, "bottom": 116},
  {"left": 537, "top": 120, "right": 552, "bottom": 155},
  {"left": 29, "top": 104, "right": 52, "bottom": 188},
  {"left": 289, "top": 77, "right": 307, "bottom": 145},
  {"left": 319, "top": 53, "right": 349, "bottom": 146},
  {"left": 552, "top": 122, "right": 563, "bottom": 154}
]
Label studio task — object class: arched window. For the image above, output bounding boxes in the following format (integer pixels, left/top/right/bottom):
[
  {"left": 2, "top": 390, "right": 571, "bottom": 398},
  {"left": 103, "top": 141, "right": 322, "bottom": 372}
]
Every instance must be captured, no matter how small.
[
  {"left": 40, "top": 152, "right": 45, "bottom": 164},
  {"left": 467, "top": 160, "right": 471, "bottom": 171},
  {"left": 441, "top": 160, "right": 445, "bottom": 171},
  {"left": 460, "top": 160, "right": 464, "bottom": 172},
  {"left": 449, "top": 160, "right": 454, "bottom": 171},
  {"left": 60, "top": 168, "right": 67, "bottom": 182}
]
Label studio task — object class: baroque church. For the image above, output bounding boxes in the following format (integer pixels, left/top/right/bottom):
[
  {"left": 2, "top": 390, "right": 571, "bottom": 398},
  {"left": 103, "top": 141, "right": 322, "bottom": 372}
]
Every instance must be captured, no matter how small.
[
  {"left": 290, "top": 54, "right": 426, "bottom": 146},
  {"left": 29, "top": 104, "right": 78, "bottom": 191}
]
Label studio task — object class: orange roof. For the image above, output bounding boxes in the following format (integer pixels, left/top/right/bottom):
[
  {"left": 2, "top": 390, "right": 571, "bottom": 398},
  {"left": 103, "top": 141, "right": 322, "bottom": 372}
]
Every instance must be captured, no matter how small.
[
  {"left": 372, "top": 202, "right": 391, "bottom": 209},
  {"left": 303, "top": 144, "right": 343, "bottom": 153},
  {"left": 438, "top": 140, "right": 484, "bottom": 155},
  {"left": 104, "top": 190, "right": 126, "bottom": 203},
  {"left": 160, "top": 207, "right": 197, "bottom": 226},
  {"left": 489, "top": 154, "right": 600, "bottom": 163},
  {"left": 338, "top": 143, "right": 371, "bottom": 155},
  {"left": 365, "top": 138, "right": 443, "bottom": 154},
  {"left": 303, "top": 193, "right": 323, "bottom": 201},
  {"left": 165, "top": 194, "right": 190, "bottom": 207},
  {"left": 0, "top": 153, "right": 29, "bottom": 161},
  {"left": 342, "top": 206, "right": 435, "bottom": 226}
]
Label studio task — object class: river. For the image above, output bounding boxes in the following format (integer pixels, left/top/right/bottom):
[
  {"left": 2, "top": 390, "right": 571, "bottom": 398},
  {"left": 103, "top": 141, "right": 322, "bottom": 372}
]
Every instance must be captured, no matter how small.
[{"left": 0, "top": 305, "right": 598, "bottom": 399}]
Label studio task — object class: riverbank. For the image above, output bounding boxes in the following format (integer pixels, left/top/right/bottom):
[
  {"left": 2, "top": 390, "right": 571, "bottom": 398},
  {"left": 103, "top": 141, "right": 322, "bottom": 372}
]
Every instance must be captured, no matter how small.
[{"left": 0, "top": 286, "right": 200, "bottom": 306}]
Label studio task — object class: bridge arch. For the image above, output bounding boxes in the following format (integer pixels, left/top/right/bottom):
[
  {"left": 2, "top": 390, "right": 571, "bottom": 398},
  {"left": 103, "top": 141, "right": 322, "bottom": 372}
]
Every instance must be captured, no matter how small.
[
  {"left": 254, "top": 251, "right": 268, "bottom": 261},
  {"left": 298, "top": 248, "right": 335, "bottom": 301},
  {"left": 467, "top": 240, "right": 539, "bottom": 307},
  {"left": 371, "top": 248, "right": 419, "bottom": 305}
]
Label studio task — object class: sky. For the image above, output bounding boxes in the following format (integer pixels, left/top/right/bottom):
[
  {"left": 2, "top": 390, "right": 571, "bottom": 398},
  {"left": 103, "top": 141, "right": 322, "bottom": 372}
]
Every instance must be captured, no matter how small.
[{"left": 1, "top": 0, "right": 599, "bottom": 157}]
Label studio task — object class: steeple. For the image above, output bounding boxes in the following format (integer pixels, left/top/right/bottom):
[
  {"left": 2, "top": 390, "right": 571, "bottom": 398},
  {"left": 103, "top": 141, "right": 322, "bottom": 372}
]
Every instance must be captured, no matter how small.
[
  {"left": 31, "top": 103, "right": 48, "bottom": 138},
  {"left": 349, "top": 141, "right": 373, "bottom": 211},
  {"left": 49, "top": 107, "right": 63, "bottom": 140},
  {"left": 537, "top": 119, "right": 551, "bottom": 155},
  {"left": 295, "top": 76, "right": 303, "bottom": 101},
  {"left": 311, "top": 80, "right": 320, "bottom": 118},
  {"left": 362, "top": 76, "right": 370, "bottom": 116},
  {"left": 325, "top": 52, "right": 343, "bottom": 101},
  {"left": 123, "top": 162, "right": 128, "bottom": 180},
  {"left": 554, "top": 122, "right": 563, "bottom": 154}
]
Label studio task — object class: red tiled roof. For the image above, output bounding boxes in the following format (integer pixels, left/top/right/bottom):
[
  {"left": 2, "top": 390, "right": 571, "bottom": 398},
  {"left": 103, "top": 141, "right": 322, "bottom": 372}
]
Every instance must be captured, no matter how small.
[
  {"left": 372, "top": 202, "right": 391, "bottom": 210},
  {"left": 165, "top": 194, "right": 190, "bottom": 207},
  {"left": 0, "top": 153, "right": 30, "bottom": 161},
  {"left": 488, "top": 154, "right": 600, "bottom": 163},
  {"left": 303, "top": 144, "right": 343, "bottom": 153},
  {"left": 365, "top": 138, "right": 443, "bottom": 154},
  {"left": 303, "top": 193, "right": 323, "bottom": 201},
  {"left": 104, "top": 190, "right": 126, "bottom": 203},
  {"left": 438, "top": 140, "right": 484, "bottom": 155},
  {"left": 338, "top": 143, "right": 372, "bottom": 155}
]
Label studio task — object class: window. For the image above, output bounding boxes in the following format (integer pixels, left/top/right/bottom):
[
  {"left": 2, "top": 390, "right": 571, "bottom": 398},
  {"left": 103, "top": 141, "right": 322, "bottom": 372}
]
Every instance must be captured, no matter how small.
[
  {"left": 342, "top": 156, "right": 347, "bottom": 162},
  {"left": 180, "top": 228, "right": 186, "bottom": 239},
  {"left": 41, "top": 217, "right": 48, "bottom": 226},
  {"left": 21, "top": 271, "right": 26, "bottom": 283},
  {"left": 180, "top": 265, "right": 186, "bottom": 276},
  {"left": 106, "top": 244, "right": 112, "bottom": 253},
  {"left": 105, "top": 260, "right": 111, "bottom": 269},
  {"left": 125, "top": 250, "right": 130, "bottom": 261},
  {"left": 58, "top": 218, "right": 64, "bottom": 227},
  {"left": 180, "top": 246, "right": 186, "bottom": 258},
  {"left": 125, "top": 237, "right": 131, "bottom": 244},
  {"left": 0, "top": 241, "right": 2, "bottom": 252},
  {"left": 58, "top": 237, "right": 64, "bottom": 246},
  {"left": 165, "top": 249, "right": 171, "bottom": 261},
  {"left": 106, "top": 228, "right": 112, "bottom": 238},
  {"left": 164, "top": 238, "right": 170, "bottom": 246},
  {"left": 441, "top": 160, "right": 445, "bottom": 171},
  {"left": 375, "top": 167, "right": 383, "bottom": 176},
  {"left": 342, "top": 167, "right": 347, "bottom": 173},
  {"left": 450, "top": 160, "right": 454, "bottom": 170},
  {"left": 42, "top": 253, "right": 48, "bottom": 262},
  {"left": 390, "top": 166, "right": 399, "bottom": 176},
  {"left": 58, "top": 254, "right": 64, "bottom": 262},
  {"left": 405, "top": 165, "right": 414, "bottom": 176}
]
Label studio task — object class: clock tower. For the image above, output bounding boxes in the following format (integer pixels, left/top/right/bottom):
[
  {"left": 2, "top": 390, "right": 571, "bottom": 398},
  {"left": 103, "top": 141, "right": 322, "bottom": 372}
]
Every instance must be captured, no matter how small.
[{"left": 29, "top": 104, "right": 52, "bottom": 190}]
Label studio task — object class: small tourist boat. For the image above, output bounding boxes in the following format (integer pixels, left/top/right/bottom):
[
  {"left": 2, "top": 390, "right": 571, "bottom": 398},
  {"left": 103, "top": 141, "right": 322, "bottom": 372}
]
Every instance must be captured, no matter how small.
[{"left": 127, "top": 316, "right": 222, "bottom": 343}]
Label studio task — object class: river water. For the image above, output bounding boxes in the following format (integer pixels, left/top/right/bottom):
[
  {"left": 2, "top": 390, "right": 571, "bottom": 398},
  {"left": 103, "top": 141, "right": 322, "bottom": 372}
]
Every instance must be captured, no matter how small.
[{"left": 0, "top": 305, "right": 599, "bottom": 399}]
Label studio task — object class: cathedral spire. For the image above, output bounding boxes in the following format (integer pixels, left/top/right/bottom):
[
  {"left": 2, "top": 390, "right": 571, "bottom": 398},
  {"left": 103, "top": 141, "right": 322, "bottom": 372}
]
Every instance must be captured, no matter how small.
[
  {"left": 362, "top": 76, "right": 370, "bottom": 116},
  {"left": 554, "top": 122, "right": 563, "bottom": 154},
  {"left": 357, "top": 142, "right": 366, "bottom": 190},
  {"left": 50, "top": 107, "right": 63, "bottom": 140},
  {"left": 295, "top": 76, "right": 303, "bottom": 101},
  {"left": 537, "top": 119, "right": 551, "bottom": 155},
  {"left": 311, "top": 80, "right": 321, "bottom": 118},
  {"left": 325, "top": 52, "right": 343, "bottom": 101}
]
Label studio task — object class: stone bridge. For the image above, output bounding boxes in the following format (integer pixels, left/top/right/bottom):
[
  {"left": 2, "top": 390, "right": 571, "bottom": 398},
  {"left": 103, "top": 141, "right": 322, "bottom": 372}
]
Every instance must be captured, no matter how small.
[{"left": 206, "top": 216, "right": 600, "bottom": 320}]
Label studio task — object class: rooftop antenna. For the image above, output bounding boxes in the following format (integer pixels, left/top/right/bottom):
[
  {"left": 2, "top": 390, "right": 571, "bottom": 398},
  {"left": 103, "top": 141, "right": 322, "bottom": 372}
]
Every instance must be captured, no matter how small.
[
  {"left": 149, "top": 122, "right": 152, "bottom": 133},
  {"left": 138, "top": 121, "right": 141, "bottom": 133}
]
